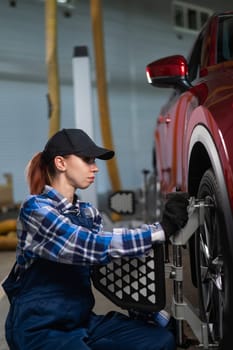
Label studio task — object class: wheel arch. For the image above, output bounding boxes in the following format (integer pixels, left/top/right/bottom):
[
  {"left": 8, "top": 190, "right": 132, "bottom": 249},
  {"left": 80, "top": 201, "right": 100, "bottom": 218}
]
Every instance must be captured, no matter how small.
[
  {"left": 188, "top": 142, "right": 211, "bottom": 197},
  {"left": 188, "top": 125, "right": 232, "bottom": 221},
  {"left": 187, "top": 125, "right": 233, "bottom": 287}
]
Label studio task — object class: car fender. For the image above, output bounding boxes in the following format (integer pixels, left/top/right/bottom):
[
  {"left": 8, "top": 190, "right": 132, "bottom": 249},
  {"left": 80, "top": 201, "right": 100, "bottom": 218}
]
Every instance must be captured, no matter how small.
[
  {"left": 186, "top": 106, "right": 233, "bottom": 197},
  {"left": 188, "top": 122, "right": 233, "bottom": 251}
]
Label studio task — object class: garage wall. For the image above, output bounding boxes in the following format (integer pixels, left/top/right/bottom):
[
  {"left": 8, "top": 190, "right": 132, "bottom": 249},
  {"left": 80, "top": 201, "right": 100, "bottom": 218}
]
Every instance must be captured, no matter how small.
[{"left": 0, "top": 0, "right": 232, "bottom": 204}]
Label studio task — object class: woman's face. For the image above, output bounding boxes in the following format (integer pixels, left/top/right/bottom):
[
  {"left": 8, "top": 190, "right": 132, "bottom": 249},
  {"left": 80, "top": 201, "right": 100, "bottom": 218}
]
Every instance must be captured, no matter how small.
[{"left": 56, "top": 154, "right": 99, "bottom": 189}]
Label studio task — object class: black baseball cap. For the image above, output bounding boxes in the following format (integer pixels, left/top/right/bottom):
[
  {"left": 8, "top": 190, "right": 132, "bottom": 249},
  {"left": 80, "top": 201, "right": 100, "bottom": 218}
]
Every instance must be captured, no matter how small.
[{"left": 42, "top": 128, "right": 115, "bottom": 163}]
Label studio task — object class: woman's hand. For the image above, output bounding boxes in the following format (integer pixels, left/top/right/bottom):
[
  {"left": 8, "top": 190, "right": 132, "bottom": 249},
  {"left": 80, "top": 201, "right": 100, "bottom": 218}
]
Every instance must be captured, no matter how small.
[{"left": 161, "top": 192, "right": 189, "bottom": 239}]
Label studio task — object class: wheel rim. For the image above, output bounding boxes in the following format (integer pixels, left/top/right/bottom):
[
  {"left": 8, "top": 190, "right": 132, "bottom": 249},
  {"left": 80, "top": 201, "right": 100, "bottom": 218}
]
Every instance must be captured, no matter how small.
[{"left": 197, "top": 194, "right": 224, "bottom": 344}]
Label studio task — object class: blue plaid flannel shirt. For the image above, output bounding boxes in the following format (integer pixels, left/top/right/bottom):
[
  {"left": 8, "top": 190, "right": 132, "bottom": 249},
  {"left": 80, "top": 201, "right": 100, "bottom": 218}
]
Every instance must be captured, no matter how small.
[{"left": 16, "top": 186, "right": 164, "bottom": 270}]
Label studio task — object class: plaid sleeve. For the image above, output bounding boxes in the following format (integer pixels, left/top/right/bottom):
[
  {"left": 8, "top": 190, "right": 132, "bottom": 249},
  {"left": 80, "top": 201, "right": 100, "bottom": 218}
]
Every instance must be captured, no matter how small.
[
  {"left": 17, "top": 197, "right": 159, "bottom": 266},
  {"left": 109, "top": 224, "right": 158, "bottom": 258}
]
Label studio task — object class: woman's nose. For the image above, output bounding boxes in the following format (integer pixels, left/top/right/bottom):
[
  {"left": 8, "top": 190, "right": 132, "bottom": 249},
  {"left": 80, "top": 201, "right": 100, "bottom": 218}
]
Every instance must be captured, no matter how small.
[{"left": 91, "top": 163, "right": 99, "bottom": 172}]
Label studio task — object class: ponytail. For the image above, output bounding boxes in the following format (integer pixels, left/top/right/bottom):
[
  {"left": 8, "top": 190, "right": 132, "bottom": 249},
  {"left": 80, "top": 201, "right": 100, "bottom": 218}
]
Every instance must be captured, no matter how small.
[{"left": 26, "top": 152, "right": 52, "bottom": 194}]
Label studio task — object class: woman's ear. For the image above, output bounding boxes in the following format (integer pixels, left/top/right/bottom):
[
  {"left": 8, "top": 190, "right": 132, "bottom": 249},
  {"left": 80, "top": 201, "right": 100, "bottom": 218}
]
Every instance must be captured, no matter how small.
[{"left": 54, "top": 156, "right": 66, "bottom": 171}]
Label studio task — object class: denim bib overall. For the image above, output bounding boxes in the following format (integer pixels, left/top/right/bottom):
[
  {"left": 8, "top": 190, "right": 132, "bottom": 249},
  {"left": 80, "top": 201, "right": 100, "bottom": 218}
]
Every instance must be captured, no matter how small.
[{"left": 3, "top": 211, "right": 175, "bottom": 350}]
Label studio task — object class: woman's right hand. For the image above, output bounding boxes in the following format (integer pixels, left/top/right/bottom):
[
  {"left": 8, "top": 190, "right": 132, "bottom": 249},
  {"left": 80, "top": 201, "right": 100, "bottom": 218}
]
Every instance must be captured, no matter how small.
[{"left": 161, "top": 192, "right": 189, "bottom": 239}]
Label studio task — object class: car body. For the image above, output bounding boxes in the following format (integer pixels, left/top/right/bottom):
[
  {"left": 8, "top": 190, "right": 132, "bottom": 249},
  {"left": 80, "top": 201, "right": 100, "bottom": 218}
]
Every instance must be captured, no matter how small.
[{"left": 146, "top": 11, "right": 233, "bottom": 349}]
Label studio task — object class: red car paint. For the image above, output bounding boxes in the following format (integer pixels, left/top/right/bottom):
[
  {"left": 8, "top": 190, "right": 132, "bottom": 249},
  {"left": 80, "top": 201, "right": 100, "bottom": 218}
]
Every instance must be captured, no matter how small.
[
  {"left": 146, "top": 12, "right": 233, "bottom": 346},
  {"left": 147, "top": 13, "right": 233, "bottom": 213}
]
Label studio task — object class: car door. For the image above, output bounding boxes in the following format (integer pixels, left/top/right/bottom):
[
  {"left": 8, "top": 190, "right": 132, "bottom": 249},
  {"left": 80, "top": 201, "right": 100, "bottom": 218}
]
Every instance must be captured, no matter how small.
[
  {"left": 155, "top": 90, "right": 181, "bottom": 193},
  {"left": 159, "top": 28, "right": 206, "bottom": 193}
]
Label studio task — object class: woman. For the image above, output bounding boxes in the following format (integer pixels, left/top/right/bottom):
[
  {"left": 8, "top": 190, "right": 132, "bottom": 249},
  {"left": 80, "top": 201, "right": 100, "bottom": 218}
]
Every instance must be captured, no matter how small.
[{"left": 3, "top": 128, "right": 189, "bottom": 350}]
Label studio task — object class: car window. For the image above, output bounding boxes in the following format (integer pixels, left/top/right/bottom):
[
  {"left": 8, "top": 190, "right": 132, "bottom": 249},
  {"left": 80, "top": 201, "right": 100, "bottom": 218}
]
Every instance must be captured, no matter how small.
[
  {"left": 187, "top": 32, "right": 204, "bottom": 82},
  {"left": 217, "top": 14, "right": 233, "bottom": 63}
]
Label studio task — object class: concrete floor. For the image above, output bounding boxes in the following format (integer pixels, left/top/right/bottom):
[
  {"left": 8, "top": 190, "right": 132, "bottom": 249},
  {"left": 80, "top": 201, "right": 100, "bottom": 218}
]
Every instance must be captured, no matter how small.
[{"left": 0, "top": 209, "right": 200, "bottom": 350}]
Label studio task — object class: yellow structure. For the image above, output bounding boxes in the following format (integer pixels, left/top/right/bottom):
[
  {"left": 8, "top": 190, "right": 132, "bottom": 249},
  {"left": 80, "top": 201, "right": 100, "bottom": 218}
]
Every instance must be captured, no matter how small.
[
  {"left": 45, "top": 0, "right": 61, "bottom": 138},
  {"left": 90, "top": 0, "right": 122, "bottom": 193}
]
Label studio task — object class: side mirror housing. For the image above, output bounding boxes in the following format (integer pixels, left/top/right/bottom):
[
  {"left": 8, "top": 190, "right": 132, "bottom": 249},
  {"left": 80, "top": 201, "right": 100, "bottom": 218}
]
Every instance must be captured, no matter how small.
[{"left": 146, "top": 55, "right": 192, "bottom": 92}]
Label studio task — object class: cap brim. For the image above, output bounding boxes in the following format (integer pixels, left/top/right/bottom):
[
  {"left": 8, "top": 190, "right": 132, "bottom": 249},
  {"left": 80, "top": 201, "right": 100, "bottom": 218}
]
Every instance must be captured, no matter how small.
[
  {"left": 78, "top": 146, "right": 115, "bottom": 160},
  {"left": 97, "top": 149, "right": 115, "bottom": 160}
]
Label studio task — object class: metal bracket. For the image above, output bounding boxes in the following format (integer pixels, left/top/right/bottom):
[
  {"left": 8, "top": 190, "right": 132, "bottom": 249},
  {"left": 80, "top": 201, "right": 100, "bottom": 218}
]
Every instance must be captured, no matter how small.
[
  {"left": 170, "top": 197, "right": 204, "bottom": 246},
  {"left": 167, "top": 197, "right": 217, "bottom": 349}
]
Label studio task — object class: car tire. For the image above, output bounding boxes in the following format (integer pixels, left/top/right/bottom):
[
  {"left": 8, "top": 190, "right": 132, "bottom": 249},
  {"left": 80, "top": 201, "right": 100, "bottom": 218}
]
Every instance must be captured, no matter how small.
[{"left": 194, "top": 168, "right": 232, "bottom": 348}]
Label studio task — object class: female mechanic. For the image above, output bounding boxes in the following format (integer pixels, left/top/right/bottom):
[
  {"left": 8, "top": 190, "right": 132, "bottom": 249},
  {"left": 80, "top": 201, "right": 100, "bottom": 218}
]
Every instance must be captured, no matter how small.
[{"left": 3, "top": 128, "right": 189, "bottom": 350}]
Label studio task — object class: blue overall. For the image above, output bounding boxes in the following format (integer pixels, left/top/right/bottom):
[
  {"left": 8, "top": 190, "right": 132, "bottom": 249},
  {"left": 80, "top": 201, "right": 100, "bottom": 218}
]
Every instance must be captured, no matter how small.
[{"left": 3, "top": 212, "right": 176, "bottom": 350}]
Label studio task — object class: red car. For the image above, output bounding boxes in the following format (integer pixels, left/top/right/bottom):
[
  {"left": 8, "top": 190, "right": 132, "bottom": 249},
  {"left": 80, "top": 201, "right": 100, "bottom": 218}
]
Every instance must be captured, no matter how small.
[{"left": 146, "top": 11, "right": 233, "bottom": 348}]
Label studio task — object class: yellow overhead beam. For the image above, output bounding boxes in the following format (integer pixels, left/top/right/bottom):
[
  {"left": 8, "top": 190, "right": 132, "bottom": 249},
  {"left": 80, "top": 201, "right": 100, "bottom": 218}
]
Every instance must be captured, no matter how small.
[
  {"left": 45, "top": 0, "right": 61, "bottom": 138},
  {"left": 90, "top": 0, "right": 122, "bottom": 193}
]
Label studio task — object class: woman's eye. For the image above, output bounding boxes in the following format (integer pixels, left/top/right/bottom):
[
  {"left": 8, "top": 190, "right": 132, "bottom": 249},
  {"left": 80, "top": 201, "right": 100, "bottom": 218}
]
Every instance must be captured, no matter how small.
[{"left": 82, "top": 157, "right": 95, "bottom": 164}]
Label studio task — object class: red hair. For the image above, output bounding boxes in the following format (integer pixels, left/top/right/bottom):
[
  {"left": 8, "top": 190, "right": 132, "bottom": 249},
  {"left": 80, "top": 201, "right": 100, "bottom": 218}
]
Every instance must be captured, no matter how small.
[{"left": 26, "top": 152, "right": 52, "bottom": 194}]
